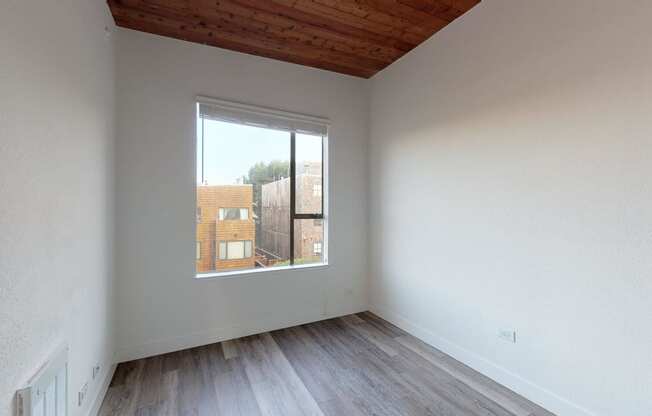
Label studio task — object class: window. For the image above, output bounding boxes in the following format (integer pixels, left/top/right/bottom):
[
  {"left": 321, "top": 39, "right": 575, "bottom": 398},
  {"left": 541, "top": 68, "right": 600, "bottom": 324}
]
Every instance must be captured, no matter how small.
[
  {"left": 218, "top": 241, "right": 226, "bottom": 260},
  {"left": 218, "top": 207, "right": 249, "bottom": 221},
  {"left": 196, "top": 241, "right": 201, "bottom": 260},
  {"left": 218, "top": 240, "right": 253, "bottom": 260},
  {"left": 196, "top": 98, "right": 328, "bottom": 276}
]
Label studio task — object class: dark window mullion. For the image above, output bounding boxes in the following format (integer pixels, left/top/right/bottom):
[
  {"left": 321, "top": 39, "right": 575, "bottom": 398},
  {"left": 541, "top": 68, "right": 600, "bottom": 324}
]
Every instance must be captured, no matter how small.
[
  {"left": 321, "top": 134, "right": 324, "bottom": 216},
  {"left": 290, "top": 132, "right": 296, "bottom": 266},
  {"left": 294, "top": 213, "right": 323, "bottom": 219}
]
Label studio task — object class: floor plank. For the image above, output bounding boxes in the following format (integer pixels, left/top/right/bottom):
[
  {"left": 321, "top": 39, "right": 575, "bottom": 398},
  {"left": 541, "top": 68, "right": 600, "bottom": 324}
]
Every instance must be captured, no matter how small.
[{"left": 99, "top": 313, "right": 556, "bottom": 416}]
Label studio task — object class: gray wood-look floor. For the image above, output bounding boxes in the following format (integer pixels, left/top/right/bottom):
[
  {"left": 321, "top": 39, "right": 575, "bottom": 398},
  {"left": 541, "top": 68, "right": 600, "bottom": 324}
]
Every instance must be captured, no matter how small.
[{"left": 99, "top": 312, "right": 555, "bottom": 416}]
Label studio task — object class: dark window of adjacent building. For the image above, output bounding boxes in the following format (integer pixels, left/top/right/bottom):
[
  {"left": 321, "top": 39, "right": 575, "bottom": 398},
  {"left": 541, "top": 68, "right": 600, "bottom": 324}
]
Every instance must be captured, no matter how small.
[{"left": 218, "top": 207, "right": 249, "bottom": 221}]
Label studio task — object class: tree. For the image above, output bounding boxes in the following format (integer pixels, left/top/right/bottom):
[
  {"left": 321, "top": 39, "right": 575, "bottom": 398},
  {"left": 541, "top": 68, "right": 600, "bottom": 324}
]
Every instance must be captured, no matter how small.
[
  {"left": 245, "top": 160, "right": 289, "bottom": 185},
  {"left": 243, "top": 160, "right": 289, "bottom": 244}
]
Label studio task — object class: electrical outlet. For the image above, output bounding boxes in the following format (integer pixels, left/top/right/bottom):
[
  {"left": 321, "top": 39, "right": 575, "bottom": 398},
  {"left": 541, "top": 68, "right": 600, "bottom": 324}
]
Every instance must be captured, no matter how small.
[
  {"left": 78, "top": 383, "right": 88, "bottom": 407},
  {"left": 498, "top": 329, "right": 517, "bottom": 343},
  {"left": 92, "top": 365, "right": 101, "bottom": 380}
]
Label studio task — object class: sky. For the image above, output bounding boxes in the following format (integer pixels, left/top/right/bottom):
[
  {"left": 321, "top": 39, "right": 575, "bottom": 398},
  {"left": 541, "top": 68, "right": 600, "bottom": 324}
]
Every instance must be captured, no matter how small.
[{"left": 197, "top": 118, "right": 322, "bottom": 185}]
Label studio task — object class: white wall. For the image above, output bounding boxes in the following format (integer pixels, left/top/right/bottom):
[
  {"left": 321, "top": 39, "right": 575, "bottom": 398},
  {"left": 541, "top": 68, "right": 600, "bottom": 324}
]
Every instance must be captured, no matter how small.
[
  {"left": 0, "top": 1, "right": 116, "bottom": 415},
  {"left": 368, "top": 1, "right": 652, "bottom": 415},
  {"left": 114, "top": 29, "right": 369, "bottom": 361}
]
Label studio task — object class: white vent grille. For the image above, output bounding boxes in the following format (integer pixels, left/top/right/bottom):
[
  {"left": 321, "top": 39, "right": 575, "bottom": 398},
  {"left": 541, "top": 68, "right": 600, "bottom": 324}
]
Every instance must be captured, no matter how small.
[{"left": 16, "top": 347, "right": 68, "bottom": 416}]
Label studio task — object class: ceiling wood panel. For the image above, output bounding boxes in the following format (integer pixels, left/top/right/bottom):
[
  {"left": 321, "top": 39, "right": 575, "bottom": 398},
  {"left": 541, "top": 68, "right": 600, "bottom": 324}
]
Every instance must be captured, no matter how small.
[{"left": 108, "top": 0, "right": 480, "bottom": 78}]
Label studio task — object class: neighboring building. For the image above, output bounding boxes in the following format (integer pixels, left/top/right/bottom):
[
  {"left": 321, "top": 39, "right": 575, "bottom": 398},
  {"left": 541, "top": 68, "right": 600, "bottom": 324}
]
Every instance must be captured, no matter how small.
[
  {"left": 196, "top": 185, "right": 255, "bottom": 272},
  {"left": 260, "top": 162, "right": 323, "bottom": 264},
  {"left": 259, "top": 177, "right": 291, "bottom": 263}
]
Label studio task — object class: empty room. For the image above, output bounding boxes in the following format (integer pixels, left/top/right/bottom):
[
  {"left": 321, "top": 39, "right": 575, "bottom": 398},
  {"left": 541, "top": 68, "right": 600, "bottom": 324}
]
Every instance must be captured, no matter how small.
[{"left": 1, "top": 1, "right": 650, "bottom": 415}]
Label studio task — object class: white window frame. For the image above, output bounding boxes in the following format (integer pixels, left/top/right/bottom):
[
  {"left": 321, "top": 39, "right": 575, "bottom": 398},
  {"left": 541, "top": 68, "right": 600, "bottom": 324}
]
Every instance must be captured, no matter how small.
[
  {"left": 217, "top": 240, "right": 254, "bottom": 260},
  {"left": 195, "top": 96, "right": 330, "bottom": 279}
]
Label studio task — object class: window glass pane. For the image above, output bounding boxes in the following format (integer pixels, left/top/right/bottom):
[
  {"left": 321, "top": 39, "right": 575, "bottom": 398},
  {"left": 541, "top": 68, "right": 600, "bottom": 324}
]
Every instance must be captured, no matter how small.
[
  {"left": 197, "top": 117, "right": 290, "bottom": 273},
  {"left": 196, "top": 242, "right": 201, "bottom": 260},
  {"left": 295, "top": 133, "right": 323, "bottom": 215},
  {"left": 260, "top": 175, "right": 291, "bottom": 267},
  {"left": 293, "top": 219, "right": 324, "bottom": 265},
  {"left": 227, "top": 241, "right": 245, "bottom": 259},
  {"left": 221, "top": 208, "right": 238, "bottom": 220}
]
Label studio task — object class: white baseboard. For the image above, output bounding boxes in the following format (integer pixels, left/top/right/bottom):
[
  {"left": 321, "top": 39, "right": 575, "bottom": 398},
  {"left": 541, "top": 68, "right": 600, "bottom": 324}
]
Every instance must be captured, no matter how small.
[
  {"left": 115, "top": 307, "right": 366, "bottom": 363},
  {"left": 370, "top": 305, "right": 596, "bottom": 416},
  {"left": 87, "top": 363, "right": 116, "bottom": 416}
]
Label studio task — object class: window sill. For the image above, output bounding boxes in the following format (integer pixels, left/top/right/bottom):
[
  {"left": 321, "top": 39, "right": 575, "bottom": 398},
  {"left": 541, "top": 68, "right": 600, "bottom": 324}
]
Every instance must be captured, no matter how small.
[{"left": 195, "top": 262, "right": 329, "bottom": 281}]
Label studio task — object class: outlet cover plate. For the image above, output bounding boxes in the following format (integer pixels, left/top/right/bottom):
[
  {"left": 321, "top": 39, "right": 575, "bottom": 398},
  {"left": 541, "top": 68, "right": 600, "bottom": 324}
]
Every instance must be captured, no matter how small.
[
  {"left": 78, "top": 382, "right": 88, "bottom": 406},
  {"left": 498, "top": 329, "right": 517, "bottom": 343}
]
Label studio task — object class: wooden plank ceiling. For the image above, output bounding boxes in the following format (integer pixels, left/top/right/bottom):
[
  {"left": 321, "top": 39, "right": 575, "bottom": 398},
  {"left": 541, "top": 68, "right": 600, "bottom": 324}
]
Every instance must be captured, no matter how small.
[{"left": 108, "top": 0, "right": 481, "bottom": 78}]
